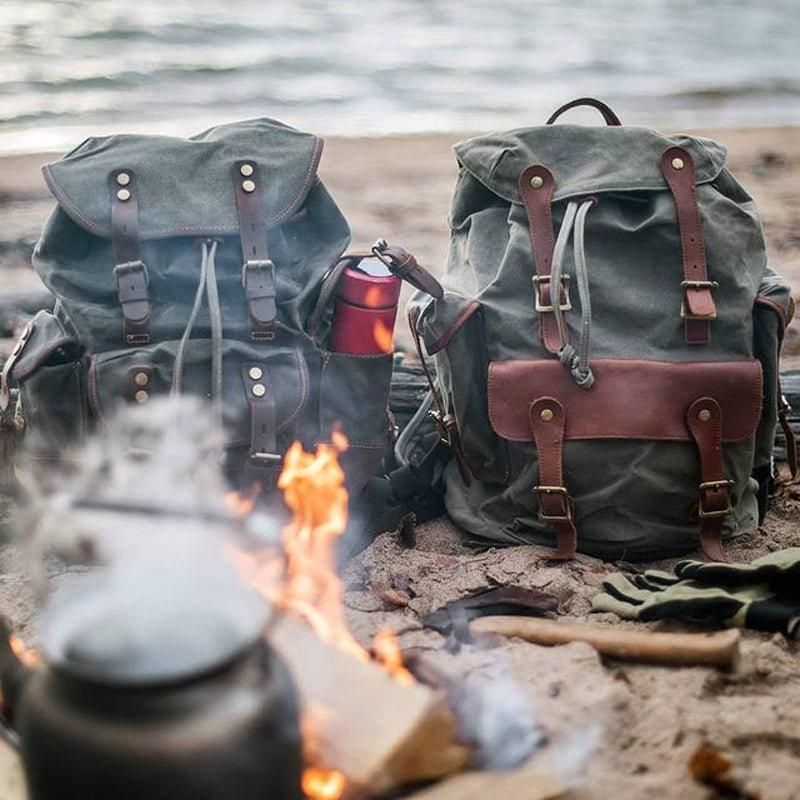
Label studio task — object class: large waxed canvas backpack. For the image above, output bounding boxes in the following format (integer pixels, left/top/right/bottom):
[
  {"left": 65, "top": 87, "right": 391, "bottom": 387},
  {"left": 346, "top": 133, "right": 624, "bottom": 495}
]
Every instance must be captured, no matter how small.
[
  {"left": 408, "top": 97, "right": 797, "bottom": 562},
  {"left": 0, "top": 118, "right": 441, "bottom": 501}
]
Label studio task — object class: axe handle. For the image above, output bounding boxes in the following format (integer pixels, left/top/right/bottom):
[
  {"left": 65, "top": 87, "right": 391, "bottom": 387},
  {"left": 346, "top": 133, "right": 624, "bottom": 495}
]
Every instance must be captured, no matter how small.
[{"left": 469, "top": 616, "right": 740, "bottom": 668}]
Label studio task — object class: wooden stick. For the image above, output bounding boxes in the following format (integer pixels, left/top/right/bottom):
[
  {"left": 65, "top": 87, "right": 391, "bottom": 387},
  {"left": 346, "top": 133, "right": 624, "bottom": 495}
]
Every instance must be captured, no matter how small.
[
  {"left": 469, "top": 616, "right": 740, "bottom": 668},
  {"left": 403, "top": 764, "right": 565, "bottom": 800}
]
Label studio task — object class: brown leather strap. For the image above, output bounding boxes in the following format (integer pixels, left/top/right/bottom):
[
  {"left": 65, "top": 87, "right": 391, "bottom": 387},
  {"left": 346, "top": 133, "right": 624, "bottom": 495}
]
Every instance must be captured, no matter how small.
[
  {"left": 778, "top": 386, "right": 798, "bottom": 479},
  {"left": 233, "top": 161, "right": 277, "bottom": 341},
  {"left": 518, "top": 165, "right": 565, "bottom": 355},
  {"left": 660, "top": 147, "right": 716, "bottom": 345},
  {"left": 546, "top": 97, "right": 622, "bottom": 127},
  {"left": 110, "top": 170, "right": 151, "bottom": 344},
  {"left": 373, "top": 241, "right": 444, "bottom": 299},
  {"left": 242, "top": 364, "right": 281, "bottom": 486},
  {"left": 529, "top": 397, "right": 577, "bottom": 560},
  {"left": 407, "top": 306, "right": 471, "bottom": 485},
  {"left": 686, "top": 397, "right": 731, "bottom": 562}
]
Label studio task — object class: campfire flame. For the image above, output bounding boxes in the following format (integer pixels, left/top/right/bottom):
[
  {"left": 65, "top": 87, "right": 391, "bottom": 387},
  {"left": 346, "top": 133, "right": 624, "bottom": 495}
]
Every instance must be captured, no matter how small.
[
  {"left": 9, "top": 633, "right": 40, "bottom": 668},
  {"left": 230, "top": 432, "right": 414, "bottom": 799}
]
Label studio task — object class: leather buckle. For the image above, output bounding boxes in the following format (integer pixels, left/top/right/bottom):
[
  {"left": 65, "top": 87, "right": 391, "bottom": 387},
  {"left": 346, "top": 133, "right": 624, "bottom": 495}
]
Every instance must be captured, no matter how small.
[
  {"left": 534, "top": 485, "right": 572, "bottom": 522},
  {"left": 680, "top": 280, "right": 718, "bottom": 320},
  {"left": 532, "top": 275, "right": 571, "bottom": 313},
  {"left": 698, "top": 479, "right": 734, "bottom": 518}
]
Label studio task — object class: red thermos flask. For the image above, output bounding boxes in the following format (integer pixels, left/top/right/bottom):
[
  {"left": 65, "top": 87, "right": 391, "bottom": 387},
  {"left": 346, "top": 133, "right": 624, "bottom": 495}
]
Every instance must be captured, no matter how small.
[{"left": 330, "top": 257, "right": 402, "bottom": 355}]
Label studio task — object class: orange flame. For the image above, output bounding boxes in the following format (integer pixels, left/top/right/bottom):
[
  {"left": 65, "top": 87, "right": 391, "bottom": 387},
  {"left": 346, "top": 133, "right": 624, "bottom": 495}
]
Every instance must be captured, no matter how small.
[
  {"left": 9, "top": 634, "right": 40, "bottom": 668},
  {"left": 372, "top": 320, "right": 394, "bottom": 354},
  {"left": 373, "top": 628, "right": 414, "bottom": 686},
  {"left": 302, "top": 767, "right": 346, "bottom": 800}
]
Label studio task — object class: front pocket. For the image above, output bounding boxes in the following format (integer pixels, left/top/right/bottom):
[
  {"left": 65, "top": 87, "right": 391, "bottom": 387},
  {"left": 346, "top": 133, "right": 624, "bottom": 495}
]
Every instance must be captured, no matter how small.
[
  {"left": 88, "top": 339, "right": 308, "bottom": 450},
  {"left": 12, "top": 311, "right": 87, "bottom": 460},
  {"left": 319, "top": 350, "right": 393, "bottom": 492}
]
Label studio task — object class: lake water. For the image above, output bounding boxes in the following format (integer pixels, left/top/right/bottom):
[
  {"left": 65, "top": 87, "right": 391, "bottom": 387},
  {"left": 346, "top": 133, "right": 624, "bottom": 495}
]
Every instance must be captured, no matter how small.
[{"left": 1, "top": 0, "right": 799, "bottom": 154}]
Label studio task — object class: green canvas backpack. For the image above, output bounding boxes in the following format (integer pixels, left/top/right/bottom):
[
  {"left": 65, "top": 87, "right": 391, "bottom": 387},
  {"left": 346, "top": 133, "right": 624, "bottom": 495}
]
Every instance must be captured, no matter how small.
[
  {"left": 408, "top": 98, "right": 796, "bottom": 562},
  {"left": 0, "top": 118, "right": 441, "bottom": 503}
]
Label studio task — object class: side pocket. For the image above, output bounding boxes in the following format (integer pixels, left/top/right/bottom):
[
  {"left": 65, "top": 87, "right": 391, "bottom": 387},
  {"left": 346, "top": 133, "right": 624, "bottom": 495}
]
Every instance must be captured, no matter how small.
[
  {"left": 753, "top": 274, "right": 794, "bottom": 518},
  {"left": 319, "top": 351, "right": 393, "bottom": 494},
  {"left": 415, "top": 292, "right": 509, "bottom": 484},
  {"left": 12, "top": 311, "right": 86, "bottom": 461}
]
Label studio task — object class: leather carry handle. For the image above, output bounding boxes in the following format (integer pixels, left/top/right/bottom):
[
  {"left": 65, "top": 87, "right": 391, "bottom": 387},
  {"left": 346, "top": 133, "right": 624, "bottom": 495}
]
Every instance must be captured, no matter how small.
[{"left": 546, "top": 97, "right": 622, "bottom": 127}]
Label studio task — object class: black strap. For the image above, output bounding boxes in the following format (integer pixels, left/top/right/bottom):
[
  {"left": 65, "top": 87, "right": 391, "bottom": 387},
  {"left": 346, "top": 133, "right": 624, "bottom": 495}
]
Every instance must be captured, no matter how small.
[
  {"left": 110, "top": 170, "right": 151, "bottom": 344},
  {"left": 233, "top": 162, "right": 277, "bottom": 341},
  {"left": 241, "top": 364, "right": 281, "bottom": 486}
]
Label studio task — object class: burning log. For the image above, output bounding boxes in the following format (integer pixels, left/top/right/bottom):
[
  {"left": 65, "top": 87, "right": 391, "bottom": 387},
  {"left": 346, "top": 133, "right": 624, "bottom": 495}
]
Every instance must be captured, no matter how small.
[
  {"left": 272, "top": 614, "right": 469, "bottom": 796},
  {"left": 403, "top": 765, "right": 565, "bottom": 800}
]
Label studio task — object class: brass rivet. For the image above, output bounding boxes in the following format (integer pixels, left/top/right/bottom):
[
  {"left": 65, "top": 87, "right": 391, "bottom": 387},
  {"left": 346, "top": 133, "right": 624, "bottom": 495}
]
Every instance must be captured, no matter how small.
[
  {"left": 698, "top": 409, "right": 711, "bottom": 422},
  {"left": 117, "top": 188, "right": 131, "bottom": 201},
  {"left": 530, "top": 175, "right": 544, "bottom": 190},
  {"left": 248, "top": 366, "right": 263, "bottom": 380},
  {"left": 133, "top": 371, "right": 149, "bottom": 387},
  {"left": 671, "top": 157, "right": 685, "bottom": 170},
  {"left": 242, "top": 179, "right": 256, "bottom": 193},
  {"left": 252, "top": 383, "right": 266, "bottom": 398},
  {"left": 116, "top": 172, "right": 130, "bottom": 186},
  {"left": 540, "top": 408, "right": 554, "bottom": 422},
  {"left": 240, "top": 163, "right": 254, "bottom": 177},
  {"left": 134, "top": 390, "right": 149, "bottom": 404}
]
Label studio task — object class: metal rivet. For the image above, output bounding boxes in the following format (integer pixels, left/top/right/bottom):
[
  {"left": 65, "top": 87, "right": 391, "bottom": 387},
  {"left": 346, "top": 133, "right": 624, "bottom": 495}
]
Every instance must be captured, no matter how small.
[
  {"left": 530, "top": 175, "right": 544, "bottom": 190},
  {"left": 133, "top": 371, "right": 149, "bottom": 387},
  {"left": 240, "top": 163, "right": 254, "bottom": 177},
  {"left": 698, "top": 409, "right": 711, "bottom": 422},
  {"left": 116, "top": 172, "right": 131, "bottom": 186},
  {"left": 252, "top": 383, "right": 266, "bottom": 398},
  {"left": 134, "top": 390, "right": 149, "bottom": 404},
  {"left": 117, "top": 188, "right": 131, "bottom": 201},
  {"left": 242, "top": 179, "right": 256, "bottom": 193},
  {"left": 672, "top": 157, "right": 685, "bottom": 170},
  {"left": 248, "top": 366, "right": 263, "bottom": 380},
  {"left": 540, "top": 408, "right": 554, "bottom": 422}
]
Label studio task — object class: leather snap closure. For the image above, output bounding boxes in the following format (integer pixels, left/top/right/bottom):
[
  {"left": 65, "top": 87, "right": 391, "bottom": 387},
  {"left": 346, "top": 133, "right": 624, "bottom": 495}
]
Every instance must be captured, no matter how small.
[
  {"left": 116, "top": 188, "right": 131, "bottom": 201},
  {"left": 116, "top": 172, "right": 131, "bottom": 186},
  {"left": 133, "top": 371, "right": 149, "bottom": 387},
  {"left": 671, "top": 157, "right": 685, "bottom": 170},
  {"left": 698, "top": 409, "right": 711, "bottom": 422},
  {"left": 530, "top": 175, "right": 544, "bottom": 190},
  {"left": 540, "top": 408, "right": 554, "bottom": 422},
  {"left": 252, "top": 383, "right": 266, "bottom": 398},
  {"left": 242, "top": 179, "right": 256, "bottom": 193},
  {"left": 134, "top": 390, "right": 149, "bottom": 404},
  {"left": 248, "top": 366, "right": 263, "bottom": 380},
  {"left": 240, "top": 163, "right": 254, "bottom": 177}
]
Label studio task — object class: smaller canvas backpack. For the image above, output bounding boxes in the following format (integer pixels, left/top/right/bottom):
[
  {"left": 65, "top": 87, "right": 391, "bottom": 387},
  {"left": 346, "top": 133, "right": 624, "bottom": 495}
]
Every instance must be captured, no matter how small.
[
  {"left": 409, "top": 97, "right": 797, "bottom": 562},
  {"left": 0, "top": 118, "right": 442, "bottom": 505}
]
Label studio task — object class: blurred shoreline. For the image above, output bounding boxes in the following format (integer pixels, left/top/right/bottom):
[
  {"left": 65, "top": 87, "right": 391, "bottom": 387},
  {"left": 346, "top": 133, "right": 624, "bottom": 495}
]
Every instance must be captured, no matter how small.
[{"left": 1, "top": 126, "right": 799, "bottom": 353}]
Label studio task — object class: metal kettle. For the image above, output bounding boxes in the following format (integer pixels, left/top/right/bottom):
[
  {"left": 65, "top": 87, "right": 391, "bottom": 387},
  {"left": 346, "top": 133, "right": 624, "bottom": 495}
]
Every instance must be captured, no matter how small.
[{"left": 0, "top": 615, "right": 303, "bottom": 800}]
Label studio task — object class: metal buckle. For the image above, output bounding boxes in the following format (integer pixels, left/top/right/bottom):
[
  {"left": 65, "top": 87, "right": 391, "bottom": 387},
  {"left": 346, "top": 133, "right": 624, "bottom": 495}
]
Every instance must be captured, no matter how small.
[
  {"left": 534, "top": 485, "right": 572, "bottom": 522},
  {"left": 532, "top": 275, "right": 571, "bottom": 313},
  {"left": 241, "top": 259, "right": 276, "bottom": 290},
  {"left": 114, "top": 260, "right": 149, "bottom": 286},
  {"left": 680, "top": 280, "right": 718, "bottom": 320},
  {"left": 698, "top": 479, "right": 734, "bottom": 518},
  {"left": 250, "top": 451, "right": 282, "bottom": 465},
  {"left": 429, "top": 409, "right": 453, "bottom": 446}
]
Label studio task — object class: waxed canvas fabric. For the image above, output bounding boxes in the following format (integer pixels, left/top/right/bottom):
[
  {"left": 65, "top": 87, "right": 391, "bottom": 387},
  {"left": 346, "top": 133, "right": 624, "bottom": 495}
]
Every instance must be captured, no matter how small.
[
  {"left": 409, "top": 122, "right": 792, "bottom": 560},
  {"left": 12, "top": 119, "right": 394, "bottom": 492}
]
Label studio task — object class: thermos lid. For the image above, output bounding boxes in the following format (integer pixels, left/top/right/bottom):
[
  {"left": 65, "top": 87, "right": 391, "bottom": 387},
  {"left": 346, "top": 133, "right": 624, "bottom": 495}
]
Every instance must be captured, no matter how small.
[{"left": 339, "top": 257, "right": 402, "bottom": 309}]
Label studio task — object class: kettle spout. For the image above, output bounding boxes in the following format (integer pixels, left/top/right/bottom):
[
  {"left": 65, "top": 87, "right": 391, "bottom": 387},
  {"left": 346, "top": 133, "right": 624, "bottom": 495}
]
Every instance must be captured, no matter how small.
[{"left": 0, "top": 615, "right": 32, "bottom": 748}]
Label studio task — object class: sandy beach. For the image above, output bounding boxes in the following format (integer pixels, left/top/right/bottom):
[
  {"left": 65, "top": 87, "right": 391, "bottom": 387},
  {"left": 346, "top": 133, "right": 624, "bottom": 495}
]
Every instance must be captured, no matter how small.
[{"left": 1, "top": 127, "right": 800, "bottom": 799}]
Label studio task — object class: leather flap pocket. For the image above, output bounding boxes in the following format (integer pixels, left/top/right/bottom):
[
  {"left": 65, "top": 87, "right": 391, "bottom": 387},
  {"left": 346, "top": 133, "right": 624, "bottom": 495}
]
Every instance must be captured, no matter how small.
[{"left": 488, "top": 359, "right": 762, "bottom": 444}]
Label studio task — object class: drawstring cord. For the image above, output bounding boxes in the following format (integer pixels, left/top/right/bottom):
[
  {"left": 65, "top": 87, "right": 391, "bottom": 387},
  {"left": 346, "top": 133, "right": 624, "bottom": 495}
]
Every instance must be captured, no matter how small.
[
  {"left": 549, "top": 198, "right": 596, "bottom": 389},
  {"left": 171, "top": 239, "right": 224, "bottom": 426}
]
